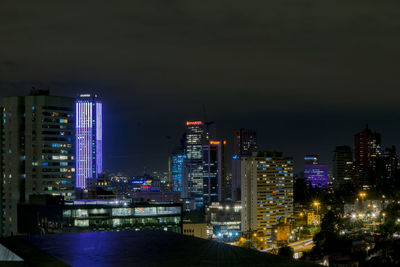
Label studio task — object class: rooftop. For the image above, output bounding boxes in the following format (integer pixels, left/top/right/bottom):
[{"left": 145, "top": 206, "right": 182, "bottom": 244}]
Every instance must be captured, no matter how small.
[{"left": 1, "top": 231, "right": 317, "bottom": 267}]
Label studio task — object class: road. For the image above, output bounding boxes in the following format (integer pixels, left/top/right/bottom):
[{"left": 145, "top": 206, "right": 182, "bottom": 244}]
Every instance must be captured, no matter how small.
[{"left": 260, "top": 238, "right": 314, "bottom": 253}]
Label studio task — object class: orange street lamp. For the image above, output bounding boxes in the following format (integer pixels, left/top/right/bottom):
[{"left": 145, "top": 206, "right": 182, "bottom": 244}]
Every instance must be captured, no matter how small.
[
  {"left": 313, "top": 201, "right": 320, "bottom": 215},
  {"left": 359, "top": 192, "right": 367, "bottom": 202}
]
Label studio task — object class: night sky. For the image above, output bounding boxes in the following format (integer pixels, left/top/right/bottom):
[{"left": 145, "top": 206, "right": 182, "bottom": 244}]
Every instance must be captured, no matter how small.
[{"left": 1, "top": 0, "right": 400, "bottom": 175}]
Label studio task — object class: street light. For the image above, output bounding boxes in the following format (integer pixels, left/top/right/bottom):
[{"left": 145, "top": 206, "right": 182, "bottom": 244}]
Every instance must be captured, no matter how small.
[
  {"left": 359, "top": 192, "right": 367, "bottom": 202},
  {"left": 313, "top": 201, "right": 320, "bottom": 215}
]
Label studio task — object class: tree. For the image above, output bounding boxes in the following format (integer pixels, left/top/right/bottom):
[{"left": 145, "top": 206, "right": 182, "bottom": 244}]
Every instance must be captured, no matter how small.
[
  {"left": 343, "top": 218, "right": 364, "bottom": 231},
  {"left": 278, "top": 246, "right": 294, "bottom": 258},
  {"left": 311, "top": 210, "right": 351, "bottom": 255},
  {"left": 367, "top": 239, "right": 400, "bottom": 266},
  {"left": 380, "top": 203, "right": 400, "bottom": 235},
  {"left": 320, "top": 210, "right": 341, "bottom": 233}
]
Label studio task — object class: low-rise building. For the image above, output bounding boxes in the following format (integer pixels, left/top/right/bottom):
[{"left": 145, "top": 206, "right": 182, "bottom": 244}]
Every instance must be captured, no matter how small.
[
  {"left": 206, "top": 201, "right": 241, "bottom": 240},
  {"left": 182, "top": 222, "right": 208, "bottom": 239},
  {"left": 307, "top": 212, "right": 321, "bottom": 226},
  {"left": 18, "top": 196, "right": 182, "bottom": 235}
]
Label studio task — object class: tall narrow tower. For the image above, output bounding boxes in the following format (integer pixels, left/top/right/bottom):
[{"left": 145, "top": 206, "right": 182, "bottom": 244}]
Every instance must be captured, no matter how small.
[
  {"left": 75, "top": 94, "right": 102, "bottom": 189},
  {"left": 203, "top": 140, "right": 227, "bottom": 205},
  {"left": 184, "top": 121, "right": 205, "bottom": 207},
  {"left": 354, "top": 125, "right": 381, "bottom": 190},
  {"left": 332, "top": 146, "right": 353, "bottom": 189}
]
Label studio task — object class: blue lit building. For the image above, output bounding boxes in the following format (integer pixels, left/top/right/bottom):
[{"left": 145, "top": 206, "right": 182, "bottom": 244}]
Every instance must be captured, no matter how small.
[
  {"left": 75, "top": 94, "right": 102, "bottom": 189},
  {"left": 304, "top": 155, "right": 328, "bottom": 188},
  {"left": 171, "top": 153, "right": 186, "bottom": 192},
  {"left": 184, "top": 121, "right": 205, "bottom": 207}
]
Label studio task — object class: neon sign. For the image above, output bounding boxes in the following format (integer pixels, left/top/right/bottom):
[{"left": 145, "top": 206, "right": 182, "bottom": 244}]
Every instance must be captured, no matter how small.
[{"left": 186, "top": 121, "right": 203, "bottom": 126}]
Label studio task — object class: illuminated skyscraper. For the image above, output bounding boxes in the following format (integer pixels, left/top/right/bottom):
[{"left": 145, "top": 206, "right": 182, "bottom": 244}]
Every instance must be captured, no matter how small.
[
  {"left": 1, "top": 89, "right": 75, "bottom": 236},
  {"left": 202, "top": 140, "right": 226, "bottom": 205},
  {"left": 171, "top": 152, "right": 186, "bottom": 192},
  {"left": 184, "top": 121, "right": 205, "bottom": 207},
  {"left": 186, "top": 121, "right": 204, "bottom": 160},
  {"left": 303, "top": 155, "right": 328, "bottom": 189},
  {"left": 241, "top": 152, "right": 294, "bottom": 248},
  {"left": 75, "top": 94, "right": 102, "bottom": 189}
]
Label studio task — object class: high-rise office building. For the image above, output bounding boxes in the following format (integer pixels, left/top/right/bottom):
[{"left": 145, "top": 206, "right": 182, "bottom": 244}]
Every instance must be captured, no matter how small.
[
  {"left": 233, "top": 129, "right": 257, "bottom": 156},
  {"left": 75, "top": 94, "right": 102, "bottom": 189},
  {"left": 375, "top": 146, "right": 399, "bottom": 182},
  {"left": 0, "top": 112, "right": 3, "bottom": 236},
  {"left": 241, "top": 152, "right": 294, "bottom": 247},
  {"left": 303, "top": 155, "right": 328, "bottom": 189},
  {"left": 354, "top": 125, "right": 381, "bottom": 190},
  {"left": 1, "top": 89, "right": 75, "bottom": 236},
  {"left": 186, "top": 121, "right": 205, "bottom": 159},
  {"left": 231, "top": 155, "right": 242, "bottom": 201},
  {"left": 184, "top": 121, "right": 205, "bottom": 207},
  {"left": 202, "top": 140, "right": 226, "bottom": 205},
  {"left": 332, "top": 146, "right": 353, "bottom": 189},
  {"left": 231, "top": 129, "right": 257, "bottom": 202},
  {"left": 171, "top": 152, "right": 186, "bottom": 192}
]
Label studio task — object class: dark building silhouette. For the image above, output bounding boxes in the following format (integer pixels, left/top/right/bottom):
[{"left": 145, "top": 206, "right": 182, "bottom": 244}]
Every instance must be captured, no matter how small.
[
  {"left": 374, "top": 146, "right": 400, "bottom": 186},
  {"left": 202, "top": 140, "right": 227, "bottom": 205},
  {"left": 354, "top": 125, "right": 382, "bottom": 190},
  {"left": 233, "top": 129, "right": 257, "bottom": 156},
  {"left": 231, "top": 129, "right": 257, "bottom": 201},
  {"left": 333, "top": 146, "right": 353, "bottom": 190}
]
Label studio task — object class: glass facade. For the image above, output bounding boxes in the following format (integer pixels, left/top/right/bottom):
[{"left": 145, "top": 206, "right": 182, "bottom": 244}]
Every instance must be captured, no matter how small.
[
  {"left": 185, "top": 121, "right": 205, "bottom": 206},
  {"left": 75, "top": 94, "right": 102, "bottom": 189},
  {"left": 172, "top": 153, "right": 185, "bottom": 192},
  {"left": 60, "top": 202, "right": 182, "bottom": 233},
  {"left": 203, "top": 141, "right": 226, "bottom": 204}
]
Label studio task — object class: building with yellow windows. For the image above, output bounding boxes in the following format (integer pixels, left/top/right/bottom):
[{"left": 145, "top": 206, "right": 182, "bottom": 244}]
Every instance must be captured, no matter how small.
[{"left": 241, "top": 152, "right": 294, "bottom": 248}]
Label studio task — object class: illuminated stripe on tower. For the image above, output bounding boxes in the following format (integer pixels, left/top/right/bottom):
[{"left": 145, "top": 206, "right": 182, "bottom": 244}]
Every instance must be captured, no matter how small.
[{"left": 96, "top": 102, "right": 103, "bottom": 175}]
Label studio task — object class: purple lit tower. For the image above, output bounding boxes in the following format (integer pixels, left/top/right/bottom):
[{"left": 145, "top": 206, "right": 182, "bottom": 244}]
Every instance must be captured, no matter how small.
[
  {"left": 304, "top": 155, "right": 328, "bottom": 189},
  {"left": 75, "top": 94, "right": 103, "bottom": 189}
]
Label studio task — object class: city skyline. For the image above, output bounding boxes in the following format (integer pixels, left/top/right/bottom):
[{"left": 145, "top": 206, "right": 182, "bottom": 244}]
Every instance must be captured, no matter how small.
[
  {"left": 1, "top": 88, "right": 400, "bottom": 175},
  {"left": 2, "top": 1, "right": 400, "bottom": 264},
  {"left": 2, "top": 0, "right": 400, "bottom": 175}
]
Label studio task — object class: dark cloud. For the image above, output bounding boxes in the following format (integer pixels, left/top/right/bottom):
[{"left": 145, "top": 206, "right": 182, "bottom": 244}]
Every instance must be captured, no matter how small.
[{"left": 1, "top": 0, "right": 400, "bottom": 173}]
